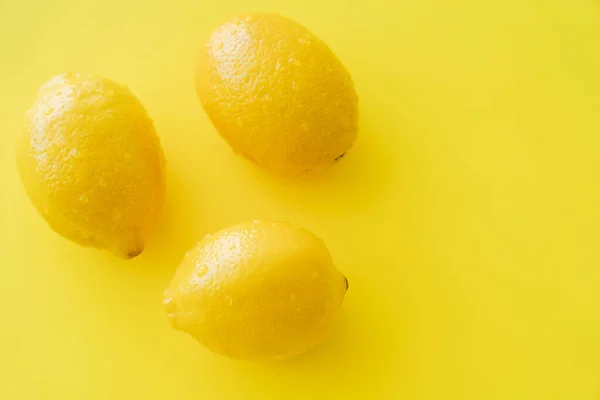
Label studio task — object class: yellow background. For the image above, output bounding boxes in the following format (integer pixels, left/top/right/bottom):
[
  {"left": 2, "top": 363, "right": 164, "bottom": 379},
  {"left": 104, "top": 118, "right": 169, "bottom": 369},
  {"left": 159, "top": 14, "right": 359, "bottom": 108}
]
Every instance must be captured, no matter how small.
[{"left": 1, "top": 0, "right": 600, "bottom": 399}]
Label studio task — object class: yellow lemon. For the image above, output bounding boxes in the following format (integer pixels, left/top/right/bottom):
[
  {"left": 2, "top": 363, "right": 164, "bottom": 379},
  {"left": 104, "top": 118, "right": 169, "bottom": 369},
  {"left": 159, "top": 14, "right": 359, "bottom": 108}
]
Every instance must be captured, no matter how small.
[
  {"left": 164, "top": 220, "right": 348, "bottom": 361},
  {"left": 195, "top": 12, "right": 359, "bottom": 175},
  {"left": 17, "top": 73, "right": 166, "bottom": 259}
]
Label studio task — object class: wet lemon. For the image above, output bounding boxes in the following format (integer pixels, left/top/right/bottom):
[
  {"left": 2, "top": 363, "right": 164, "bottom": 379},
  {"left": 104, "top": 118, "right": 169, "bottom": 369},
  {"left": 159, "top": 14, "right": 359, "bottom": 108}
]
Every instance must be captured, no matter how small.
[
  {"left": 164, "top": 220, "right": 348, "bottom": 361},
  {"left": 17, "top": 73, "right": 165, "bottom": 258},
  {"left": 195, "top": 12, "right": 359, "bottom": 175}
]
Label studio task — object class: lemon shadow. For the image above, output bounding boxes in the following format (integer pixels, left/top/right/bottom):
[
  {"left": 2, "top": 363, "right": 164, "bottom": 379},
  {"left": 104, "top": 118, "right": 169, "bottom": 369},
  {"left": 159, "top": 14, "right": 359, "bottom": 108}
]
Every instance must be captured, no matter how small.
[
  {"left": 229, "top": 274, "right": 413, "bottom": 398},
  {"left": 232, "top": 118, "right": 402, "bottom": 215},
  {"left": 133, "top": 162, "right": 207, "bottom": 280}
]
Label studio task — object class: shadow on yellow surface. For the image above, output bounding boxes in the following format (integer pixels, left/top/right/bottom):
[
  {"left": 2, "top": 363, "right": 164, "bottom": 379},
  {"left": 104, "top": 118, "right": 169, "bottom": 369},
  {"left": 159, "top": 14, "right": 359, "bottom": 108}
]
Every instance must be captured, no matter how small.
[
  {"left": 2, "top": 0, "right": 600, "bottom": 399},
  {"left": 238, "top": 120, "right": 401, "bottom": 215}
]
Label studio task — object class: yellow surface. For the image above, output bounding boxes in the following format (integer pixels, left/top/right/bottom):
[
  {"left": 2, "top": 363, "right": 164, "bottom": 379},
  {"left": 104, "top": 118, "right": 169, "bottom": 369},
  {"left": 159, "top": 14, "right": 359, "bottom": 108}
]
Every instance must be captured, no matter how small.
[{"left": 0, "top": 0, "right": 599, "bottom": 399}]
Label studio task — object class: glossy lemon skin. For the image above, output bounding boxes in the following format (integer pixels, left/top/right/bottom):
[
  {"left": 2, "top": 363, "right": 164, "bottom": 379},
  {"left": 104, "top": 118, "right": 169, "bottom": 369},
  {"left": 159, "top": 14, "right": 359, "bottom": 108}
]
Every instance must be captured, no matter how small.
[
  {"left": 164, "top": 220, "right": 348, "bottom": 361},
  {"left": 17, "top": 73, "right": 166, "bottom": 258},
  {"left": 195, "top": 12, "right": 359, "bottom": 175}
]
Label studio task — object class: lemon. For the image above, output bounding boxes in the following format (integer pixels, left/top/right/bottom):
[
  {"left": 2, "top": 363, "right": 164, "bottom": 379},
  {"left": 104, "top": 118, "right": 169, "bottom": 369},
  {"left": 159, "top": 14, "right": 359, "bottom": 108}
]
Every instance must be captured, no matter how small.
[
  {"left": 164, "top": 220, "right": 348, "bottom": 361},
  {"left": 17, "top": 73, "right": 166, "bottom": 259},
  {"left": 195, "top": 12, "right": 359, "bottom": 175}
]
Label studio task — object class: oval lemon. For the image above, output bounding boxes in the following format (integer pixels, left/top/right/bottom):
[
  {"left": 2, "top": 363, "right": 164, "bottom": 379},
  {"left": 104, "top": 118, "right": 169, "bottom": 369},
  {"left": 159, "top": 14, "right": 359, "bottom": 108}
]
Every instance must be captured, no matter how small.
[
  {"left": 17, "top": 73, "right": 166, "bottom": 259},
  {"left": 195, "top": 13, "right": 359, "bottom": 175},
  {"left": 164, "top": 220, "right": 348, "bottom": 361}
]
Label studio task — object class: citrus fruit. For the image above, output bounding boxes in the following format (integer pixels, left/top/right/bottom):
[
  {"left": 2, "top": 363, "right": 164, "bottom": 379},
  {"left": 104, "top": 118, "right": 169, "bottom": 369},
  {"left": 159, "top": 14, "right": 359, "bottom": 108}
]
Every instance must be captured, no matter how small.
[
  {"left": 164, "top": 220, "right": 348, "bottom": 361},
  {"left": 17, "top": 72, "right": 166, "bottom": 259},
  {"left": 195, "top": 12, "right": 359, "bottom": 175}
]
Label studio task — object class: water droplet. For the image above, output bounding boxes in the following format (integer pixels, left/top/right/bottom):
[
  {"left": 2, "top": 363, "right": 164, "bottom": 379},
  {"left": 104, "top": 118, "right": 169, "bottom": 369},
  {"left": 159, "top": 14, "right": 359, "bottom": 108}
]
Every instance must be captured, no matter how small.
[
  {"left": 196, "top": 265, "right": 208, "bottom": 277},
  {"left": 79, "top": 194, "right": 89, "bottom": 204},
  {"left": 289, "top": 293, "right": 296, "bottom": 301},
  {"left": 68, "top": 148, "right": 80, "bottom": 158}
]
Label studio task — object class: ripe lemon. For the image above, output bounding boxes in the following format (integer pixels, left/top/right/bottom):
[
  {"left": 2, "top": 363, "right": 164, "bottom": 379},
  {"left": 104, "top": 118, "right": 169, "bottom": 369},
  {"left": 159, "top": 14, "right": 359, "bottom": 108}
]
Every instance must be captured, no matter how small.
[
  {"left": 17, "top": 73, "right": 166, "bottom": 259},
  {"left": 195, "top": 12, "right": 359, "bottom": 175},
  {"left": 164, "top": 220, "right": 348, "bottom": 361}
]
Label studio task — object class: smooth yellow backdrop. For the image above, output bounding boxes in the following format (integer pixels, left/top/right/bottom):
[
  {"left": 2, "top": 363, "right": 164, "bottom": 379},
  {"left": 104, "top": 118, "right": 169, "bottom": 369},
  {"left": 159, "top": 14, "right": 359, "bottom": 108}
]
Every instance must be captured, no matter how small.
[{"left": 1, "top": 1, "right": 599, "bottom": 399}]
